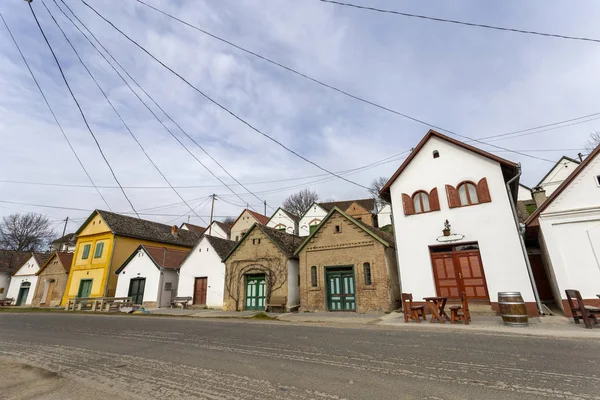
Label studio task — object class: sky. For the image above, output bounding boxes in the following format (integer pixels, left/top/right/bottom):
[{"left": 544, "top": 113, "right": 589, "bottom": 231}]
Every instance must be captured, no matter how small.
[{"left": 1, "top": 0, "right": 599, "bottom": 236}]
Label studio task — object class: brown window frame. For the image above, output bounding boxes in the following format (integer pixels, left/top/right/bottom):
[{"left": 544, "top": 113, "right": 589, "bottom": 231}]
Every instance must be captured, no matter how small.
[
  {"left": 457, "top": 181, "right": 479, "bottom": 206},
  {"left": 412, "top": 191, "right": 431, "bottom": 214}
]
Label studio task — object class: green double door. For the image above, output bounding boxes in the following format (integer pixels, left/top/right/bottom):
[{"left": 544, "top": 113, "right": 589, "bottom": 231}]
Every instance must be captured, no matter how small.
[
  {"left": 77, "top": 279, "right": 93, "bottom": 298},
  {"left": 326, "top": 267, "right": 356, "bottom": 311},
  {"left": 128, "top": 278, "right": 146, "bottom": 305},
  {"left": 16, "top": 282, "right": 31, "bottom": 306},
  {"left": 245, "top": 274, "right": 266, "bottom": 310}
]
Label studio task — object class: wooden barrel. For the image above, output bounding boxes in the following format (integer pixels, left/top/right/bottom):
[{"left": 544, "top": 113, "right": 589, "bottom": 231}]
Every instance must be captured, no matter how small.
[{"left": 498, "top": 292, "right": 528, "bottom": 326}]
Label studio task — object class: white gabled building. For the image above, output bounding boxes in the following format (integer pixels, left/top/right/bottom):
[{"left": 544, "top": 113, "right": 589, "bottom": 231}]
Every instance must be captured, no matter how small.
[
  {"left": 380, "top": 130, "right": 539, "bottom": 316},
  {"left": 266, "top": 207, "right": 299, "bottom": 235},
  {"left": 115, "top": 245, "right": 189, "bottom": 308},
  {"left": 298, "top": 203, "right": 328, "bottom": 237},
  {"left": 518, "top": 184, "right": 532, "bottom": 201},
  {"left": 205, "top": 221, "right": 231, "bottom": 240},
  {"left": 526, "top": 144, "right": 600, "bottom": 315},
  {"left": 6, "top": 253, "right": 50, "bottom": 306},
  {"left": 535, "top": 156, "right": 580, "bottom": 197},
  {"left": 377, "top": 204, "right": 393, "bottom": 227},
  {"left": 177, "top": 235, "right": 236, "bottom": 308}
]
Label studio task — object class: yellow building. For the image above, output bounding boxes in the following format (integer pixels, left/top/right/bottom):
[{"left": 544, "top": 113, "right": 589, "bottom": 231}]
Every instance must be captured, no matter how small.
[{"left": 61, "top": 210, "right": 200, "bottom": 305}]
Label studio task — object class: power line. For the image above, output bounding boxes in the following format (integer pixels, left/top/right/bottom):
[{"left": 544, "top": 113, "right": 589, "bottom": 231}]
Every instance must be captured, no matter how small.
[
  {"left": 80, "top": 0, "right": 372, "bottom": 190},
  {"left": 318, "top": 0, "right": 600, "bottom": 44},
  {"left": 27, "top": 2, "right": 140, "bottom": 218},
  {"left": 42, "top": 0, "right": 209, "bottom": 225},
  {"left": 0, "top": 12, "right": 111, "bottom": 211},
  {"left": 57, "top": 0, "right": 264, "bottom": 214},
  {"left": 133, "top": 0, "right": 559, "bottom": 164}
]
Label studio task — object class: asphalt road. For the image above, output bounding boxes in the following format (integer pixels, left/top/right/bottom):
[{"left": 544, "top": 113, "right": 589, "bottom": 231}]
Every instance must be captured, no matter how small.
[{"left": 0, "top": 314, "right": 599, "bottom": 400}]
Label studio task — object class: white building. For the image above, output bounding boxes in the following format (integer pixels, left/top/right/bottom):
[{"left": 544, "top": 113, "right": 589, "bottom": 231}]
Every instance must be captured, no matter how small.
[
  {"left": 179, "top": 223, "right": 207, "bottom": 235},
  {"left": 298, "top": 203, "right": 329, "bottom": 237},
  {"left": 6, "top": 253, "right": 49, "bottom": 306},
  {"left": 115, "top": 245, "right": 189, "bottom": 308},
  {"left": 177, "top": 235, "right": 236, "bottom": 308},
  {"left": 266, "top": 207, "right": 299, "bottom": 235},
  {"left": 230, "top": 209, "right": 270, "bottom": 242},
  {"left": 205, "top": 221, "right": 231, "bottom": 240},
  {"left": 526, "top": 144, "right": 600, "bottom": 315},
  {"left": 517, "top": 184, "right": 532, "bottom": 201},
  {"left": 377, "top": 204, "right": 393, "bottom": 227},
  {"left": 380, "top": 130, "right": 539, "bottom": 315},
  {"left": 49, "top": 233, "right": 76, "bottom": 253},
  {"left": 0, "top": 250, "right": 32, "bottom": 301},
  {"left": 535, "top": 156, "right": 580, "bottom": 197}
]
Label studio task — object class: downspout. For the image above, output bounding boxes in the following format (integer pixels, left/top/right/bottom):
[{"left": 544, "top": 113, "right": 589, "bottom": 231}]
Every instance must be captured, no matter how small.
[
  {"left": 506, "top": 164, "right": 544, "bottom": 315},
  {"left": 103, "top": 237, "right": 117, "bottom": 297}
]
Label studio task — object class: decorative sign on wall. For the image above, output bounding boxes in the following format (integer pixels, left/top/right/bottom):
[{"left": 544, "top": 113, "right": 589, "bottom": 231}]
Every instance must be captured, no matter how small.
[{"left": 436, "top": 219, "right": 465, "bottom": 243}]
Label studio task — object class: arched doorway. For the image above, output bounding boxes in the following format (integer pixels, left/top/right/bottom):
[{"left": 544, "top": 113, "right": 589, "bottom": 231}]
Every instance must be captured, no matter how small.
[{"left": 16, "top": 282, "right": 31, "bottom": 306}]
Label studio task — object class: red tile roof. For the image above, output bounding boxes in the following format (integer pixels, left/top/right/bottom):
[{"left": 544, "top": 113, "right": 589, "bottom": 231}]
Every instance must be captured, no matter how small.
[
  {"left": 246, "top": 209, "right": 270, "bottom": 225},
  {"left": 57, "top": 252, "right": 74, "bottom": 273},
  {"left": 143, "top": 246, "right": 190, "bottom": 270}
]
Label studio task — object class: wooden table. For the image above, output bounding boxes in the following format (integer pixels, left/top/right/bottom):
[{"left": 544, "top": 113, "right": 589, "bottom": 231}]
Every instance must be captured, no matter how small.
[{"left": 423, "top": 296, "right": 450, "bottom": 323}]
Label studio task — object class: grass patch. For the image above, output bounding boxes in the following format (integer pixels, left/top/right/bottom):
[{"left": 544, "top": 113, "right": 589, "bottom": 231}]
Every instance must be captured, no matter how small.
[
  {"left": 0, "top": 307, "right": 66, "bottom": 313},
  {"left": 251, "top": 312, "right": 277, "bottom": 320}
]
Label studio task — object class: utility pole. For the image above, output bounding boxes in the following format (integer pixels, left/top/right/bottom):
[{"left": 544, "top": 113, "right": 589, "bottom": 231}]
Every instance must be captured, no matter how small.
[
  {"left": 187, "top": 215, "right": 190, "bottom": 224},
  {"left": 578, "top": 152, "right": 584, "bottom": 162},
  {"left": 60, "top": 216, "right": 68, "bottom": 252},
  {"left": 264, "top": 200, "right": 267, "bottom": 216},
  {"left": 208, "top": 194, "right": 216, "bottom": 235}
]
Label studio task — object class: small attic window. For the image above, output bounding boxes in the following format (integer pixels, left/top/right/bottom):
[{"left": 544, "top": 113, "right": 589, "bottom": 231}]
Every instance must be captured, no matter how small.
[
  {"left": 334, "top": 225, "right": 341, "bottom": 234},
  {"left": 433, "top": 150, "right": 440, "bottom": 159}
]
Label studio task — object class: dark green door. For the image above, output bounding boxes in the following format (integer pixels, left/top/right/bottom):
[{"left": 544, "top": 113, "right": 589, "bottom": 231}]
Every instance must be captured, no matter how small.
[
  {"left": 77, "top": 279, "right": 93, "bottom": 298},
  {"left": 245, "top": 274, "right": 266, "bottom": 310},
  {"left": 128, "top": 278, "right": 146, "bottom": 305},
  {"left": 16, "top": 282, "right": 31, "bottom": 306},
  {"left": 326, "top": 267, "right": 356, "bottom": 311}
]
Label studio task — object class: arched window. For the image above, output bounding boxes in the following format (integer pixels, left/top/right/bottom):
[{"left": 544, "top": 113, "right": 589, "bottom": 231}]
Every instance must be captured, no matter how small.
[
  {"left": 433, "top": 150, "right": 440, "bottom": 159},
  {"left": 457, "top": 182, "right": 479, "bottom": 205},
  {"left": 363, "top": 263, "right": 372, "bottom": 285},
  {"left": 413, "top": 191, "right": 431, "bottom": 214},
  {"left": 310, "top": 266, "right": 318, "bottom": 287}
]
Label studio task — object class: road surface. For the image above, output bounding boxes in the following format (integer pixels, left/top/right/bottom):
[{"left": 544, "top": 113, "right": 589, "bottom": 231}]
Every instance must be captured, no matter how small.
[{"left": 0, "top": 313, "right": 598, "bottom": 400}]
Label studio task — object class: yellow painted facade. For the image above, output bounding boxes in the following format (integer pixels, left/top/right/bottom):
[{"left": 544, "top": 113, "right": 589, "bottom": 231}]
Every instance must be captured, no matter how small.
[{"left": 61, "top": 213, "right": 192, "bottom": 305}]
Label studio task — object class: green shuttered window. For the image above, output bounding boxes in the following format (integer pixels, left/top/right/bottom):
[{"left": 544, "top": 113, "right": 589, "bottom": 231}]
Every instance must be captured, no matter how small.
[
  {"left": 94, "top": 242, "right": 104, "bottom": 258},
  {"left": 82, "top": 244, "right": 91, "bottom": 259}
]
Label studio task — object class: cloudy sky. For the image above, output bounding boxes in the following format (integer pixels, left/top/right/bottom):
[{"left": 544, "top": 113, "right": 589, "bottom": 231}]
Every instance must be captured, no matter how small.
[{"left": 1, "top": 0, "right": 599, "bottom": 235}]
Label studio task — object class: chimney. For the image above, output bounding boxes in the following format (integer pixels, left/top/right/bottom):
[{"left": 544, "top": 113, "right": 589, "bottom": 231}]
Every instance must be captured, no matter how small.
[
  {"left": 532, "top": 187, "right": 547, "bottom": 207},
  {"left": 171, "top": 225, "right": 179, "bottom": 237}
]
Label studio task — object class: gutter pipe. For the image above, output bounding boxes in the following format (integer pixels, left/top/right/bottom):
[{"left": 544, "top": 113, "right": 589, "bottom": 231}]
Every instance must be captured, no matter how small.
[{"left": 506, "top": 164, "right": 544, "bottom": 315}]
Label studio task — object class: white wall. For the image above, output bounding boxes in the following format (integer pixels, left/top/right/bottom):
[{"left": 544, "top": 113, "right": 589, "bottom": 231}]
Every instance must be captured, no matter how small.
[
  {"left": 389, "top": 136, "right": 535, "bottom": 303},
  {"left": 287, "top": 259, "right": 300, "bottom": 308},
  {"left": 539, "top": 158, "right": 579, "bottom": 196},
  {"left": 377, "top": 204, "right": 392, "bottom": 227},
  {"left": 177, "top": 236, "right": 227, "bottom": 308},
  {"left": 6, "top": 256, "right": 40, "bottom": 305},
  {"left": 115, "top": 249, "right": 161, "bottom": 304},
  {"left": 298, "top": 204, "right": 327, "bottom": 237},
  {"left": 0, "top": 273, "right": 9, "bottom": 300},
  {"left": 267, "top": 209, "right": 297, "bottom": 235},
  {"left": 207, "top": 222, "right": 229, "bottom": 240},
  {"left": 538, "top": 152, "right": 600, "bottom": 302},
  {"left": 159, "top": 270, "right": 178, "bottom": 308},
  {"left": 518, "top": 185, "right": 532, "bottom": 201}
]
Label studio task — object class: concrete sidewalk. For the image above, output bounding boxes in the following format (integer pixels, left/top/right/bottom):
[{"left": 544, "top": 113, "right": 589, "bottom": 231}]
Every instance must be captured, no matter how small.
[{"left": 140, "top": 307, "right": 600, "bottom": 339}]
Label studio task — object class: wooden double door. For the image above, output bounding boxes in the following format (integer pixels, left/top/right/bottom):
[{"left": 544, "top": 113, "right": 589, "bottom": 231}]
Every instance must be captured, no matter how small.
[
  {"left": 430, "top": 243, "right": 489, "bottom": 300},
  {"left": 326, "top": 267, "right": 356, "bottom": 312},
  {"left": 245, "top": 274, "right": 266, "bottom": 310}
]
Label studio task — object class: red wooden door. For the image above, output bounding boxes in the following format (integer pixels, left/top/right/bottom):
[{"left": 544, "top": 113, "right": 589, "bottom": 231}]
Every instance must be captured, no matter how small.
[
  {"left": 194, "top": 277, "right": 207, "bottom": 305},
  {"left": 431, "top": 254, "right": 460, "bottom": 298},
  {"left": 431, "top": 246, "right": 489, "bottom": 301}
]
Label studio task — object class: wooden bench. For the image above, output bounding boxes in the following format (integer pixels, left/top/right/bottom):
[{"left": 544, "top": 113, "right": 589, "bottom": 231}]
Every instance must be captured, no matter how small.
[
  {"left": 449, "top": 291, "right": 471, "bottom": 325},
  {"left": 0, "top": 298, "right": 14, "bottom": 306},
  {"left": 96, "top": 297, "right": 134, "bottom": 312},
  {"left": 170, "top": 297, "right": 192, "bottom": 309},
  {"left": 265, "top": 295, "right": 287, "bottom": 313},
  {"left": 402, "top": 293, "right": 426, "bottom": 323},
  {"left": 565, "top": 289, "right": 600, "bottom": 329}
]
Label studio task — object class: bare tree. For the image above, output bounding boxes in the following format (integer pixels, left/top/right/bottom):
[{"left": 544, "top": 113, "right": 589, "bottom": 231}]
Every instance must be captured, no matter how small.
[
  {"left": 585, "top": 131, "right": 600, "bottom": 154},
  {"left": 0, "top": 213, "right": 56, "bottom": 251},
  {"left": 224, "top": 257, "right": 288, "bottom": 311},
  {"left": 282, "top": 189, "right": 319, "bottom": 217},
  {"left": 368, "top": 176, "right": 390, "bottom": 209},
  {"left": 221, "top": 216, "right": 236, "bottom": 226}
]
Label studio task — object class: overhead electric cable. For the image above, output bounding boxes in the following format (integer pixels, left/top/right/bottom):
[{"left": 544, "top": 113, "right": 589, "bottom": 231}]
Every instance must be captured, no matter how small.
[
  {"left": 42, "top": 0, "right": 208, "bottom": 225},
  {"left": 27, "top": 2, "right": 140, "bottom": 217},
  {"left": 318, "top": 0, "right": 600, "bottom": 44},
  {"left": 0, "top": 12, "right": 111, "bottom": 210},
  {"left": 57, "top": 0, "right": 264, "bottom": 213},
  {"left": 79, "top": 0, "right": 374, "bottom": 189},
  {"left": 135, "top": 0, "right": 569, "bottom": 164}
]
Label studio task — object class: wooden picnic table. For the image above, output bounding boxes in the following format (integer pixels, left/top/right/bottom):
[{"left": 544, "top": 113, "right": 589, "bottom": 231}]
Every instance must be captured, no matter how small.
[{"left": 423, "top": 296, "right": 450, "bottom": 323}]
